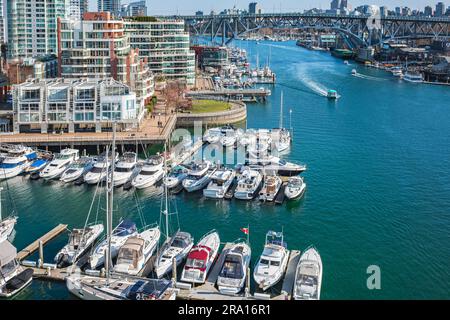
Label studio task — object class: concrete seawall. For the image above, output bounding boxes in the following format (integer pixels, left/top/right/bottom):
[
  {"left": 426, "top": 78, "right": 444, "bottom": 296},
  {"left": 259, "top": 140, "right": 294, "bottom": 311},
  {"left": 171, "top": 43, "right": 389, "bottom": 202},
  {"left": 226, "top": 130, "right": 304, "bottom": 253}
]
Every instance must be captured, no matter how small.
[{"left": 176, "top": 101, "right": 247, "bottom": 127}]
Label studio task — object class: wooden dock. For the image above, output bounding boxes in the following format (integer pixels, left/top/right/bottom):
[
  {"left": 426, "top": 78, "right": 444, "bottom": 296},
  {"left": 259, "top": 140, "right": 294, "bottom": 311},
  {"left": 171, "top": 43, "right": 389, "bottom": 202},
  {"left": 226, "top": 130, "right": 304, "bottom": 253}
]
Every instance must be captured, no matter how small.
[
  {"left": 17, "top": 224, "right": 68, "bottom": 261},
  {"left": 276, "top": 249, "right": 301, "bottom": 300}
]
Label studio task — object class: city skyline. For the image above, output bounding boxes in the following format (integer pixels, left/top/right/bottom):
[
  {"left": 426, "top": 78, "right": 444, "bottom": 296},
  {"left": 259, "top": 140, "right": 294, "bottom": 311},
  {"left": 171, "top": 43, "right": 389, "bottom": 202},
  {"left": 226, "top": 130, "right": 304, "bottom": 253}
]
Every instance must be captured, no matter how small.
[{"left": 89, "top": 0, "right": 447, "bottom": 15}]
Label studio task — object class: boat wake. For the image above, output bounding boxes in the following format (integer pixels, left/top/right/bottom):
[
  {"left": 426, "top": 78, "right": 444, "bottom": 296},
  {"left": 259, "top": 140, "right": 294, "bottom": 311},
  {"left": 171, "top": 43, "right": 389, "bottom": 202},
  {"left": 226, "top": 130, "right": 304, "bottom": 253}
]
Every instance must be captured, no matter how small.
[{"left": 352, "top": 72, "right": 386, "bottom": 82}]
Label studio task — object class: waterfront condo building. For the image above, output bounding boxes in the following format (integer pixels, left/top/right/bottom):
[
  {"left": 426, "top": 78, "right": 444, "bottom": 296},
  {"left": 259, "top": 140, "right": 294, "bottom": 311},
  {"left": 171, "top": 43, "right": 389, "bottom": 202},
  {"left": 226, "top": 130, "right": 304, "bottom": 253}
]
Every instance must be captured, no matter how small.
[
  {"left": 58, "top": 12, "right": 154, "bottom": 123},
  {"left": 124, "top": 17, "right": 195, "bottom": 85},
  {"left": 12, "top": 78, "right": 139, "bottom": 133},
  {"left": 6, "top": 0, "right": 70, "bottom": 59},
  {"left": 98, "top": 0, "right": 121, "bottom": 17}
]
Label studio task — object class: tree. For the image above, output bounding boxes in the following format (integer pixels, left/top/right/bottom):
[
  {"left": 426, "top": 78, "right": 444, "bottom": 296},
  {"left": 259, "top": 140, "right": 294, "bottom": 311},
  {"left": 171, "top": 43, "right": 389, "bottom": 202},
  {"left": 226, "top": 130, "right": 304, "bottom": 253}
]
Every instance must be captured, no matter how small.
[{"left": 163, "top": 80, "right": 190, "bottom": 112}]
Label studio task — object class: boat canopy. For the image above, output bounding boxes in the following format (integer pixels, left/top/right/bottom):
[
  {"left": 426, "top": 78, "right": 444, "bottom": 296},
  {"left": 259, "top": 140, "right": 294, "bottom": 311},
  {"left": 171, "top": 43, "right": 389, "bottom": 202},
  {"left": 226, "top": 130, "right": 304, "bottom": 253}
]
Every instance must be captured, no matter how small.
[
  {"left": 299, "top": 263, "right": 320, "bottom": 277},
  {"left": 126, "top": 279, "right": 172, "bottom": 300},
  {"left": 187, "top": 246, "right": 211, "bottom": 261},
  {"left": 220, "top": 254, "right": 243, "bottom": 279},
  {"left": 114, "top": 220, "right": 137, "bottom": 236},
  {"left": 0, "top": 241, "right": 17, "bottom": 266}
]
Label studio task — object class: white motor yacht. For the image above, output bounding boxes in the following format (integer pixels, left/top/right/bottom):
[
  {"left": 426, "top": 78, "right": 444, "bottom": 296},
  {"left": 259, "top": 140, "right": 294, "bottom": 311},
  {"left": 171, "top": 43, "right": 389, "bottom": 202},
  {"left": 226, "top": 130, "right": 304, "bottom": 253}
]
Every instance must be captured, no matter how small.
[
  {"left": 259, "top": 174, "right": 282, "bottom": 202},
  {"left": 40, "top": 148, "right": 79, "bottom": 180},
  {"left": 234, "top": 168, "right": 263, "bottom": 200},
  {"left": 203, "top": 168, "right": 236, "bottom": 199},
  {"left": 203, "top": 127, "right": 222, "bottom": 144},
  {"left": 0, "top": 187, "right": 17, "bottom": 243},
  {"left": 293, "top": 246, "right": 323, "bottom": 300},
  {"left": 60, "top": 156, "right": 95, "bottom": 183},
  {"left": 182, "top": 161, "right": 214, "bottom": 192},
  {"left": 403, "top": 71, "right": 423, "bottom": 83},
  {"left": 285, "top": 176, "right": 306, "bottom": 200},
  {"left": 245, "top": 156, "right": 306, "bottom": 176},
  {"left": 131, "top": 155, "right": 164, "bottom": 189},
  {"left": 0, "top": 145, "right": 37, "bottom": 180},
  {"left": 84, "top": 152, "right": 118, "bottom": 185},
  {"left": 163, "top": 165, "right": 189, "bottom": 189},
  {"left": 113, "top": 152, "right": 138, "bottom": 187}
]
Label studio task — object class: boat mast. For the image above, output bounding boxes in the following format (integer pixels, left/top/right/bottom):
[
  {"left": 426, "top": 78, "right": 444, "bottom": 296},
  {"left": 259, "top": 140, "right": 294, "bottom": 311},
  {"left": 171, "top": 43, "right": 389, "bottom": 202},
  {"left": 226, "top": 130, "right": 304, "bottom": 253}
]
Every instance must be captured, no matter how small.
[
  {"left": 164, "top": 143, "right": 169, "bottom": 242},
  {"left": 105, "top": 122, "right": 116, "bottom": 281},
  {"left": 0, "top": 187, "right": 3, "bottom": 221},
  {"left": 279, "top": 91, "right": 284, "bottom": 129}
]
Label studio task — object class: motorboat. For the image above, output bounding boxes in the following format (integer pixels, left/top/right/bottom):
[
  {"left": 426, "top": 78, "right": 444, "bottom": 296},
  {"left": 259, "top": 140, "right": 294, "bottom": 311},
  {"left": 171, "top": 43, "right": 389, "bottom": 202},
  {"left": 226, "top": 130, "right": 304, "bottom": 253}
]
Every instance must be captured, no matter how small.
[
  {"left": 40, "top": 148, "right": 79, "bottom": 180},
  {"left": 84, "top": 152, "right": 118, "bottom": 185},
  {"left": 180, "top": 230, "right": 221, "bottom": 284},
  {"left": 0, "top": 186, "right": 17, "bottom": 244},
  {"left": 284, "top": 176, "right": 306, "bottom": 200},
  {"left": 253, "top": 230, "right": 289, "bottom": 291},
  {"left": 60, "top": 156, "right": 95, "bottom": 183},
  {"left": 113, "top": 152, "right": 138, "bottom": 187},
  {"left": 163, "top": 165, "right": 189, "bottom": 189},
  {"left": 131, "top": 155, "right": 164, "bottom": 189},
  {"left": 238, "top": 129, "right": 257, "bottom": 147},
  {"left": 154, "top": 231, "right": 194, "bottom": 278},
  {"left": 351, "top": 69, "right": 357, "bottom": 75},
  {"left": 89, "top": 219, "right": 138, "bottom": 270},
  {"left": 220, "top": 129, "right": 237, "bottom": 147},
  {"left": 54, "top": 224, "right": 104, "bottom": 268},
  {"left": 391, "top": 67, "right": 403, "bottom": 77},
  {"left": 259, "top": 174, "right": 282, "bottom": 202},
  {"left": 203, "top": 127, "right": 222, "bottom": 144},
  {"left": 23, "top": 158, "right": 49, "bottom": 174},
  {"left": 203, "top": 167, "right": 236, "bottom": 199},
  {"left": 114, "top": 225, "right": 161, "bottom": 276},
  {"left": 327, "top": 89, "right": 338, "bottom": 99},
  {"left": 247, "top": 141, "right": 271, "bottom": 159},
  {"left": 0, "top": 241, "right": 33, "bottom": 298},
  {"left": 0, "top": 145, "right": 37, "bottom": 179},
  {"left": 293, "top": 246, "right": 323, "bottom": 300},
  {"left": 245, "top": 156, "right": 306, "bottom": 176},
  {"left": 182, "top": 161, "right": 214, "bottom": 192},
  {"left": 271, "top": 128, "right": 291, "bottom": 153},
  {"left": 234, "top": 168, "right": 263, "bottom": 200},
  {"left": 403, "top": 71, "right": 423, "bottom": 83},
  {"left": 216, "top": 240, "right": 251, "bottom": 295}
]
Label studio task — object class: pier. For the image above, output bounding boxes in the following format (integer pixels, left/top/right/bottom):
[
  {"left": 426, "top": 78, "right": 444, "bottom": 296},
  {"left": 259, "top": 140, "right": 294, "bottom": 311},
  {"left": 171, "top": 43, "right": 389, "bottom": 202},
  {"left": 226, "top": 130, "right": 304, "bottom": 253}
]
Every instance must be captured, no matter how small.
[{"left": 186, "top": 89, "right": 271, "bottom": 102}]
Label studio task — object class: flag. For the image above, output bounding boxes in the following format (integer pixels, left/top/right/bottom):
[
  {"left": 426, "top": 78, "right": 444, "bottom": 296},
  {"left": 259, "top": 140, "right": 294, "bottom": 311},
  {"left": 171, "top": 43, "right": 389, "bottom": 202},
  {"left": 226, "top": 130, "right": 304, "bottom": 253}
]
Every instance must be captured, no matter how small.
[{"left": 240, "top": 227, "right": 249, "bottom": 235}]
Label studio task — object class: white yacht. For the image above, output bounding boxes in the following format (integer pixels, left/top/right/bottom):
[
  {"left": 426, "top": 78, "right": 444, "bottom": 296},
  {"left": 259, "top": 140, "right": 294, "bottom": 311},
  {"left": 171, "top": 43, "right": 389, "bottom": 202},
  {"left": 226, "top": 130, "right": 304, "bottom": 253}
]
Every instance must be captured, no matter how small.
[
  {"left": 131, "top": 155, "right": 164, "bottom": 189},
  {"left": 180, "top": 230, "right": 220, "bottom": 284},
  {"left": 113, "top": 152, "right": 138, "bottom": 187},
  {"left": 60, "top": 156, "right": 95, "bottom": 183},
  {"left": 84, "top": 152, "right": 118, "bottom": 185},
  {"left": 293, "top": 246, "right": 323, "bottom": 300},
  {"left": 272, "top": 128, "right": 291, "bottom": 153},
  {"left": 253, "top": 230, "right": 289, "bottom": 291},
  {"left": 182, "top": 161, "right": 214, "bottom": 192},
  {"left": 0, "top": 187, "right": 17, "bottom": 243},
  {"left": 216, "top": 240, "right": 251, "bottom": 295},
  {"left": 391, "top": 67, "right": 403, "bottom": 77},
  {"left": 220, "top": 129, "right": 237, "bottom": 147},
  {"left": 114, "top": 225, "right": 161, "bottom": 276},
  {"left": 238, "top": 129, "right": 257, "bottom": 147},
  {"left": 203, "top": 127, "right": 222, "bottom": 144},
  {"left": 245, "top": 156, "right": 306, "bottom": 176},
  {"left": 89, "top": 219, "right": 138, "bottom": 270},
  {"left": 40, "top": 148, "right": 79, "bottom": 180},
  {"left": 203, "top": 167, "right": 236, "bottom": 199},
  {"left": 24, "top": 158, "right": 50, "bottom": 174},
  {"left": 234, "top": 168, "right": 263, "bottom": 200},
  {"left": 0, "top": 241, "right": 33, "bottom": 298},
  {"left": 259, "top": 174, "right": 282, "bottom": 202},
  {"left": 154, "top": 231, "right": 194, "bottom": 278},
  {"left": 163, "top": 165, "right": 189, "bottom": 189},
  {"left": 285, "top": 176, "right": 306, "bottom": 200},
  {"left": 54, "top": 224, "right": 104, "bottom": 267},
  {"left": 403, "top": 71, "right": 423, "bottom": 83},
  {"left": 0, "top": 145, "right": 37, "bottom": 179}
]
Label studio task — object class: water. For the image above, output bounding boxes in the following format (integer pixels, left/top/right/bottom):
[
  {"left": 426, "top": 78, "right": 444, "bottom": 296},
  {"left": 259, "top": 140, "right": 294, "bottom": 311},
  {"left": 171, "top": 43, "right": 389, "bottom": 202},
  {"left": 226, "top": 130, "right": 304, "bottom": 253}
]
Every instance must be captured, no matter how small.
[{"left": 4, "top": 40, "right": 450, "bottom": 300}]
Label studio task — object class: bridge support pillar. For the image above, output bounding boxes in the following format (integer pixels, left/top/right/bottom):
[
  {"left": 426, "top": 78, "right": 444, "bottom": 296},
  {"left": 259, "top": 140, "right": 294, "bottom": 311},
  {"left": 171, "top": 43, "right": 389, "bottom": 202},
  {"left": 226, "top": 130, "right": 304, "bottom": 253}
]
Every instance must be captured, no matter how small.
[
  {"left": 41, "top": 123, "right": 48, "bottom": 134},
  {"left": 68, "top": 122, "right": 75, "bottom": 134},
  {"left": 95, "top": 123, "right": 101, "bottom": 133}
]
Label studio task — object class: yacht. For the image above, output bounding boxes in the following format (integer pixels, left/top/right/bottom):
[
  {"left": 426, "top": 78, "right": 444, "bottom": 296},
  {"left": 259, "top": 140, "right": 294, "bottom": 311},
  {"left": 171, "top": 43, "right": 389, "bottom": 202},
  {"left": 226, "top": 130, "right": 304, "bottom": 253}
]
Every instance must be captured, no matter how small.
[
  {"left": 113, "top": 152, "right": 138, "bottom": 187},
  {"left": 114, "top": 225, "right": 161, "bottom": 276},
  {"left": 238, "top": 129, "right": 257, "bottom": 147},
  {"left": 203, "top": 127, "right": 222, "bottom": 144},
  {"left": 163, "top": 165, "right": 189, "bottom": 189},
  {"left": 154, "top": 231, "right": 194, "bottom": 278},
  {"left": 84, "top": 152, "right": 118, "bottom": 185},
  {"left": 131, "top": 155, "right": 164, "bottom": 189},
  {"left": 391, "top": 67, "right": 403, "bottom": 78},
  {"left": 220, "top": 129, "right": 237, "bottom": 147},
  {"left": 259, "top": 174, "right": 282, "bottom": 202},
  {"left": 182, "top": 161, "right": 214, "bottom": 192},
  {"left": 180, "top": 230, "right": 221, "bottom": 284},
  {"left": 0, "top": 145, "right": 37, "bottom": 179},
  {"left": 403, "top": 71, "right": 423, "bottom": 83},
  {"left": 60, "top": 156, "right": 95, "bottom": 183},
  {"left": 327, "top": 89, "right": 338, "bottom": 99},
  {"left": 54, "top": 224, "right": 104, "bottom": 267},
  {"left": 272, "top": 129, "right": 291, "bottom": 153},
  {"left": 351, "top": 69, "right": 357, "bottom": 75},
  {"left": 284, "top": 176, "right": 306, "bottom": 200},
  {"left": 253, "top": 230, "right": 289, "bottom": 291},
  {"left": 293, "top": 246, "right": 323, "bottom": 300},
  {"left": 203, "top": 167, "right": 236, "bottom": 199},
  {"left": 89, "top": 219, "right": 138, "bottom": 270},
  {"left": 40, "top": 148, "right": 79, "bottom": 180},
  {"left": 24, "top": 158, "right": 50, "bottom": 174},
  {"left": 0, "top": 187, "right": 17, "bottom": 243},
  {"left": 234, "top": 168, "right": 263, "bottom": 200},
  {"left": 245, "top": 156, "right": 306, "bottom": 176},
  {"left": 216, "top": 240, "right": 251, "bottom": 295}
]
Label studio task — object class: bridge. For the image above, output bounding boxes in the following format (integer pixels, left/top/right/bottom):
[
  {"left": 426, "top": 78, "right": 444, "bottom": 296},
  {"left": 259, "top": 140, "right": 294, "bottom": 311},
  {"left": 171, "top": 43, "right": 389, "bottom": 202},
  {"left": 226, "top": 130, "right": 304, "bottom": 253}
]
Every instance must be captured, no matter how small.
[{"left": 160, "top": 13, "right": 450, "bottom": 47}]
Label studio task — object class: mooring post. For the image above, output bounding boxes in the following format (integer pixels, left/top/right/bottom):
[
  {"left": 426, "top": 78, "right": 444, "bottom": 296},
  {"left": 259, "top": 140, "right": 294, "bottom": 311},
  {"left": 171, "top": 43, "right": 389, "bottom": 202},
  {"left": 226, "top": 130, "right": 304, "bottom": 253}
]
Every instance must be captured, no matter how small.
[
  {"left": 38, "top": 240, "right": 44, "bottom": 268},
  {"left": 172, "top": 257, "right": 177, "bottom": 285}
]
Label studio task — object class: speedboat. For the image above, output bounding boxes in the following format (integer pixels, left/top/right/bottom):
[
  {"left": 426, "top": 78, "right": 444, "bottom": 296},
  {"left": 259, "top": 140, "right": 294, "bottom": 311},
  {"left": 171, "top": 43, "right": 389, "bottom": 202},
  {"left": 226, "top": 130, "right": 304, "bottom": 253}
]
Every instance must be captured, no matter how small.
[
  {"left": 403, "top": 71, "right": 423, "bottom": 83},
  {"left": 259, "top": 175, "right": 282, "bottom": 202},
  {"left": 203, "top": 167, "right": 236, "bottom": 199},
  {"left": 180, "top": 230, "right": 220, "bottom": 284},
  {"left": 0, "top": 241, "right": 33, "bottom": 298},
  {"left": 285, "top": 176, "right": 306, "bottom": 200},
  {"left": 131, "top": 155, "right": 164, "bottom": 189},
  {"left": 0, "top": 145, "right": 37, "bottom": 179},
  {"left": 54, "top": 224, "right": 104, "bottom": 267},
  {"left": 84, "top": 152, "right": 118, "bottom": 185},
  {"left": 114, "top": 225, "right": 161, "bottom": 276},
  {"left": 203, "top": 127, "right": 222, "bottom": 144},
  {"left": 24, "top": 158, "right": 49, "bottom": 174},
  {"left": 327, "top": 89, "right": 338, "bottom": 99},
  {"left": 40, "top": 148, "right": 79, "bottom": 180},
  {"left": 253, "top": 230, "right": 289, "bottom": 291},
  {"left": 154, "top": 231, "right": 194, "bottom": 278},
  {"left": 245, "top": 156, "right": 306, "bottom": 176},
  {"left": 60, "top": 156, "right": 95, "bottom": 183},
  {"left": 220, "top": 129, "right": 237, "bottom": 147},
  {"left": 113, "top": 152, "right": 138, "bottom": 187},
  {"left": 293, "top": 246, "right": 323, "bottom": 300},
  {"left": 182, "top": 161, "right": 214, "bottom": 192},
  {"left": 163, "top": 165, "right": 189, "bottom": 189},
  {"left": 234, "top": 168, "right": 263, "bottom": 200},
  {"left": 89, "top": 220, "right": 137, "bottom": 270},
  {"left": 391, "top": 67, "right": 403, "bottom": 77},
  {"left": 216, "top": 241, "right": 251, "bottom": 295},
  {"left": 351, "top": 69, "right": 357, "bottom": 75}
]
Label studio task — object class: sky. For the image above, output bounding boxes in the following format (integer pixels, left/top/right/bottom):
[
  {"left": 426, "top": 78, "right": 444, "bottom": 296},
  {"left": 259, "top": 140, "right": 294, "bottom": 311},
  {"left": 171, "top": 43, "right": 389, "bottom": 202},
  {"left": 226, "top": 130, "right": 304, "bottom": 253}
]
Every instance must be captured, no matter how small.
[{"left": 89, "top": 1, "right": 445, "bottom": 15}]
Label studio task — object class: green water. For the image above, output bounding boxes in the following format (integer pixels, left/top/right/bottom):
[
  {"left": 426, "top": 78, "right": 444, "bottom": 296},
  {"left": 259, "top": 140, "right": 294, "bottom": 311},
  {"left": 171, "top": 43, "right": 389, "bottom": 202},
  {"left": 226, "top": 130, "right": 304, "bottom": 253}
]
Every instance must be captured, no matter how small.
[{"left": 4, "top": 41, "right": 450, "bottom": 300}]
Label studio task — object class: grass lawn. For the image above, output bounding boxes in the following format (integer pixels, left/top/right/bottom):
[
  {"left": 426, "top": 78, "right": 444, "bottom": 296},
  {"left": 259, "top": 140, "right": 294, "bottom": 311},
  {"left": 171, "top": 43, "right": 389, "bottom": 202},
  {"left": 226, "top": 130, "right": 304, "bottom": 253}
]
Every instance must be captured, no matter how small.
[{"left": 191, "top": 100, "right": 231, "bottom": 113}]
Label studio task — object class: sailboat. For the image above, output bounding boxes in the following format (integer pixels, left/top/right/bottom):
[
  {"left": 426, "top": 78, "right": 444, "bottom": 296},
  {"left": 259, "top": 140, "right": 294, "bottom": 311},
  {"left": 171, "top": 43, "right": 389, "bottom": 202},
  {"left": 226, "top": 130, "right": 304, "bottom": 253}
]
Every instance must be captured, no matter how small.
[
  {"left": 66, "top": 123, "right": 177, "bottom": 300},
  {"left": 0, "top": 186, "right": 17, "bottom": 244},
  {"left": 154, "top": 145, "right": 194, "bottom": 279},
  {"left": 273, "top": 91, "right": 291, "bottom": 153}
]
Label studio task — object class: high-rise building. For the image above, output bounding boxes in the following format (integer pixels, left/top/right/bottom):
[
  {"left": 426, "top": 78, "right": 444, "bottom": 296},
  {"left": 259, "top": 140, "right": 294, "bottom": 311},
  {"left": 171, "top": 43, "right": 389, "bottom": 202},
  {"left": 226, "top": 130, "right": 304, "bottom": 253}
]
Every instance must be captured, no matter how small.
[
  {"left": 331, "top": 0, "right": 340, "bottom": 10},
  {"left": 380, "top": 6, "right": 388, "bottom": 17},
  {"left": 124, "top": 17, "right": 195, "bottom": 84},
  {"left": 0, "top": 0, "right": 7, "bottom": 45},
  {"left": 395, "top": 7, "right": 401, "bottom": 15},
  {"left": 97, "top": 0, "right": 121, "bottom": 17},
  {"left": 7, "top": 0, "right": 70, "bottom": 59},
  {"left": 58, "top": 12, "right": 154, "bottom": 116},
  {"left": 340, "top": 0, "right": 348, "bottom": 10},
  {"left": 435, "top": 2, "right": 445, "bottom": 16},
  {"left": 249, "top": 2, "right": 262, "bottom": 14},
  {"left": 424, "top": 5, "right": 433, "bottom": 16},
  {"left": 121, "top": 1, "right": 147, "bottom": 17}
]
